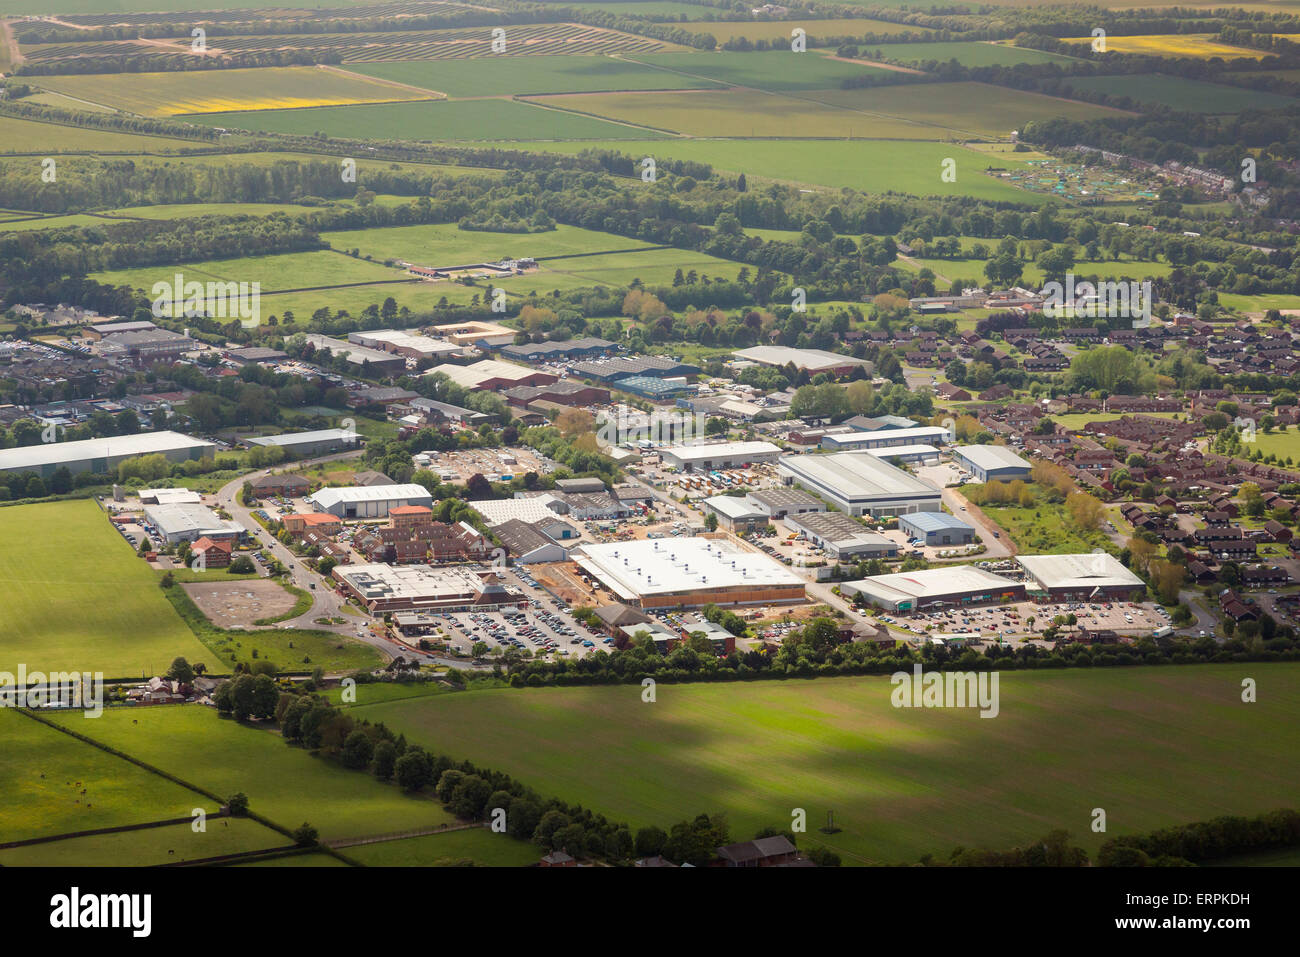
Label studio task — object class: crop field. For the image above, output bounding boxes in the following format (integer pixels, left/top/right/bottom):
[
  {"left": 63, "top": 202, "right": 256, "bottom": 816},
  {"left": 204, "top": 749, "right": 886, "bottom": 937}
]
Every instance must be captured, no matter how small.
[
  {"left": 0, "top": 710, "right": 219, "bottom": 843},
  {"left": 319, "top": 222, "right": 659, "bottom": 265},
  {"left": 674, "top": 17, "right": 929, "bottom": 42},
  {"left": 556, "top": 0, "right": 716, "bottom": 16},
  {"left": 93, "top": 249, "right": 401, "bottom": 298},
  {"left": 1061, "top": 74, "right": 1295, "bottom": 112},
  {"left": 48, "top": 705, "right": 459, "bottom": 842},
  {"left": 0, "top": 115, "right": 208, "bottom": 155},
  {"left": 19, "top": 1, "right": 471, "bottom": 26},
  {"left": 345, "top": 55, "right": 725, "bottom": 96},
  {"left": 0, "top": 816, "right": 287, "bottom": 866},
  {"left": 537, "top": 246, "right": 746, "bottom": 287},
  {"left": 188, "top": 96, "right": 664, "bottom": 139},
  {"left": 31, "top": 67, "right": 437, "bottom": 117},
  {"left": 475, "top": 138, "right": 1042, "bottom": 200},
  {"left": 199, "top": 23, "right": 677, "bottom": 62},
  {"left": 344, "top": 827, "right": 540, "bottom": 866},
  {"left": 627, "top": 49, "right": 898, "bottom": 91},
  {"left": 806, "top": 82, "right": 1132, "bottom": 137},
  {"left": 0, "top": 213, "right": 128, "bottom": 232},
  {"left": 1061, "top": 33, "right": 1265, "bottom": 59},
  {"left": 0, "top": 500, "right": 218, "bottom": 678},
  {"left": 866, "top": 39, "right": 1082, "bottom": 67},
  {"left": 100, "top": 201, "right": 328, "bottom": 220},
  {"left": 345, "top": 664, "right": 1300, "bottom": 864}
]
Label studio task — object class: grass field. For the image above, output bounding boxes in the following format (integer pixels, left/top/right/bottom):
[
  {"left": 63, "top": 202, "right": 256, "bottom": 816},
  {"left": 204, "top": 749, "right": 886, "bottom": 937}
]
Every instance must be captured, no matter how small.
[
  {"left": 981, "top": 498, "right": 1114, "bottom": 553},
  {"left": 48, "top": 705, "right": 459, "bottom": 842},
  {"left": 1244, "top": 427, "right": 1300, "bottom": 463},
  {"left": 1061, "top": 74, "right": 1295, "bottom": 112},
  {"left": 0, "top": 709, "right": 217, "bottom": 843},
  {"left": 1217, "top": 292, "right": 1300, "bottom": 313},
  {"left": 100, "top": 201, "right": 328, "bottom": 220},
  {"left": 675, "top": 17, "right": 927, "bottom": 42},
  {"left": 1051, "top": 411, "right": 1183, "bottom": 430},
  {"left": 475, "top": 138, "right": 1042, "bottom": 200},
  {"left": 0, "top": 114, "right": 207, "bottom": 155},
  {"left": 93, "top": 249, "right": 403, "bottom": 298},
  {"left": 344, "top": 826, "right": 540, "bottom": 866},
  {"left": 188, "top": 97, "right": 666, "bottom": 140},
  {"left": 32, "top": 67, "right": 438, "bottom": 117},
  {"left": 0, "top": 816, "right": 287, "bottom": 866},
  {"left": 346, "top": 55, "right": 724, "bottom": 97},
  {"left": 319, "top": 221, "right": 658, "bottom": 265},
  {"left": 1061, "top": 33, "right": 1265, "bottom": 59},
  {"left": 0, "top": 500, "right": 218, "bottom": 677},
  {"left": 345, "top": 664, "right": 1300, "bottom": 864},
  {"left": 867, "top": 39, "right": 1080, "bottom": 67},
  {"left": 628, "top": 49, "right": 898, "bottom": 91}
]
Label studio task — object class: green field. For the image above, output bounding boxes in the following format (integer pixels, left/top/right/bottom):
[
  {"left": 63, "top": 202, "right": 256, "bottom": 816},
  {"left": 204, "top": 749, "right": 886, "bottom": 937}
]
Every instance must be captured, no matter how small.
[
  {"left": 866, "top": 39, "right": 1080, "bottom": 67},
  {"left": 32, "top": 67, "right": 437, "bottom": 117},
  {"left": 627, "top": 50, "right": 897, "bottom": 91},
  {"left": 1245, "top": 427, "right": 1300, "bottom": 462},
  {"left": 94, "top": 249, "right": 405, "bottom": 298},
  {"left": 48, "top": 705, "right": 459, "bottom": 842},
  {"left": 344, "top": 826, "right": 540, "bottom": 866},
  {"left": 1061, "top": 74, "right": 1296, "bottom": 113},
  {"left": 1051, "top": 411, "right": 1183, "bottom": 430},
  {"left": 188, "top": 97, "right": 667, "bottom": 140},
  {"left": 0, "top": 816, "right": 286, "bottom": 866},
  {"left": 0, "top": 500, "right": 218, "bottom": 677},
  {"left": 345, "top": 665, "right": 1300, "bottom": 864},
  {"left": 0, "top": 114, "right": 207, "bottom": 155},
  {"left": 475, "top": 138, "right": 1041, "bottom": 200},
  {"left": 0, "top": 709, "right": 218, "bottom": 843},
  {"left": 100, "top": 201, "right": 329, "bottom": 220},
  {"left": 319, "top": 221, "right": 658, "bottom": 265},
  {"left": 346, "top": 55, "right": 724, "bottom": 97},
  {"left": 675, "top": 17, "right": 927, "bottom": 42},
  {"left": 981, "top": 499, "right": 1114, "bottom": 553}
]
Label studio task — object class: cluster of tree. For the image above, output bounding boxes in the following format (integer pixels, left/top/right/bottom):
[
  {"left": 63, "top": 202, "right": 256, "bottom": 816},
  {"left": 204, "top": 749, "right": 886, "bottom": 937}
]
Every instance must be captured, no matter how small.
[
  {"left": 928, "top": 829, "right": 1089, "bottom": 866},
  {"left": 1097, "top": 807, "right": 1300, "bottom": 866}
]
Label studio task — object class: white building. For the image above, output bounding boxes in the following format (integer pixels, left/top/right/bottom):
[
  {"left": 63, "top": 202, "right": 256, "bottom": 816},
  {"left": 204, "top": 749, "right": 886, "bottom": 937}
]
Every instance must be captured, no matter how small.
[
  {"left": 659, "top": 441, "right": 782, "bottom": 472},
  {"left": 778, "top": 452, "right": 942, "bottom": 517},
  {"left": 0, "top": 430, "right": 215, "bottom": 478},
  {"left": 308, "top": 484, "right": 434, "bottom": 519}
]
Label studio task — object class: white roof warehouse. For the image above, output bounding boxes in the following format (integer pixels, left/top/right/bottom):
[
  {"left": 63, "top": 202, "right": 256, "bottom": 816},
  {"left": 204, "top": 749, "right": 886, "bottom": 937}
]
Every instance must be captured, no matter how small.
[
  {"left": 777, "top": 452, "right": 942, "bottom": 517},
  {"left": 308, "top": 484, "right": 434, "bottom": 519},
  {"left": 0, "top": 430, "right": 216, "bottom": 478}
]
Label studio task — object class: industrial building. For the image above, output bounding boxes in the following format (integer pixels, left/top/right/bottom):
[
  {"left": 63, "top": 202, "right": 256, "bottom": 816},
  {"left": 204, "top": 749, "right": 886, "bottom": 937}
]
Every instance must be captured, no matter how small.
[
  {"left": 430, "top": 320, "right": 517, "bottom": 348},
  {"left": 304, "top": 334, "right": 406, "bottom": 377},
  {"left": 842, "top": 566, "right": 1025, "bottom": 614},
  {"left": 499, "top": 338, "right": 616, "bottom": 362},
  {"left": 346, "top": 329, "right": 465, "bottom": 361},
  {"left": 659, "top": 441, "right": 783, "bottom": 472},
  {"left": 492, "top": 519, "right": 571, "bottom": 564},
  {"left": 144, "top": 502, "right": 244, "bottom": 545},
  {"left": 574, "top": 537, "right": 805, "bottom": 609},
  {"left": 784, "top": 511, "right": 898, "bottom": 560},
  {"left": 1016, "top": 553, "right": 1146, "bottom": 602},
  {"left": 0, "top": 430, "right": 215, "bottom": 478},
  {"left": 952, "top": 445, "right": 1034, "bottom": 483},
  {"left": 899, "top": 511, "right": 976, "bottom": 546},
  {"left": 778, "top": 452, "right": 943, "bottom": 517},
  {"left": 307, "top": 484, "right": 434, "bottom": 519},
  {"left": 333, "top": 564, "right": 521, "bottom": 613},
  {"left": 820, "top": 426, "right": 952, "bottom": 452},
  {"left": 703, "top": 495, "right": 769, "bottom": 533},
  {"left": 247, "top": 428, "right": 359, "bottom": 459},
  {"left": 427, "top": 359, "right": 557, "bottom": 391},
  {"left": 570, "top": 356, "right": 700, "bottom": 382},
  {"left": 866, "top": 444, "right": 941, "bottom": 466},
  {"left": 732, "top": 346, "right": 872, "bottom": 378},
  {"left": 746, "top": 487, "right": 827, "bottom": 520}
]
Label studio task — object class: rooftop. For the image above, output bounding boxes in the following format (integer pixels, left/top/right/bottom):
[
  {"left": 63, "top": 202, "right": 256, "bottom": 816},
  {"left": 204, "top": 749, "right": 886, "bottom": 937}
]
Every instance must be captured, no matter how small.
[
  {"left": 1016, "top": 553, "right": 1144, "bottom": 590},
  {"left": 248, "top": 428, "right": 358, "bottom": 448},
  {"left": 308, "top": 484, "right": 432, "bottom": 508},
  {"left": 779, "top": 452, "right": 941, "bottom": 501},
  {"left": 661, "top": 440, "right": 781, "bottom": 463},
  {"left": 954, "top": 444, "right": 1033, "bottom": 471},
  {"left": 0, "top": 430, "right": 213, "bottom": 471},
  {"left": 899, "top": 511, "right": 975, "bottom": 532},
  {"left": 574, "top": 537, "right": 801, "bottom": 600},
  {"left": 847, "top": 565, "right": 1020, "bottom": 602},
  {"left": 733, "top": 346, "right": 871, "bottom": 372}
]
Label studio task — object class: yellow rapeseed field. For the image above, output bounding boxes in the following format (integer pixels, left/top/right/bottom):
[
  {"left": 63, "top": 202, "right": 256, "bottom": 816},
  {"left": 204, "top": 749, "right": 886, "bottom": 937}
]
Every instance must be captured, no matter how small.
[
  {"left": 32, "top": 66, "right": 437, "bottom": 117},
  {"left": 1063, "top": 33, "right": 1265, "bottom": 59}
]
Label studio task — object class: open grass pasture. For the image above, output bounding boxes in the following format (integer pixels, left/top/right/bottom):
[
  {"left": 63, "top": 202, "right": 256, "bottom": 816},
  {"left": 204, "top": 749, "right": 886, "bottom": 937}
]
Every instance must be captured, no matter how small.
[
  {"left": 48, "top": 705, "right": 459, "bottom": 842},
  {"left": 473, "top": 138, "right": 1042, "bottom": 200},
  {"left": 627, "top": 49, "right": 899, "bottom": 91},
  {"left": 347, "top": 664, "right": 1300, "bottom": 864},
  {"left": 0, "top": 710, "right": 217, "bottom": 843},
  {"left": 675, "top": 17, "right": 928, "bottom": 43},
  {"left": 867, "top": 39, "right": 1081, "bottom": 67},
  {"left": 188, "top": 97, "right": 665, "bottom": 140},
  {"left": 0, "top": 114, "right": 207, "bottom": 155},
  {"left": 345, "top": 826, "right": 540, "bottom": 866},
  {"left": 0, "top": 500, "right": 218, "bottom": 677},
  {"left": 346, "top": 55, "right": 725, "bottom": 97},
  {"left": 1061, "top": 74, "right": 1295, "bottom": 112},
  {"left": 0, "top": 816, "right": 287, "bottom": 866},
  {"left": 319, "top": 221, "right": 658, "bottom": 265},
  {"left": 93, "top": 249, "right": 403, "bottom": 298},
  {"left": 32, "top": 67, "right": 437, "bottom": 117}
]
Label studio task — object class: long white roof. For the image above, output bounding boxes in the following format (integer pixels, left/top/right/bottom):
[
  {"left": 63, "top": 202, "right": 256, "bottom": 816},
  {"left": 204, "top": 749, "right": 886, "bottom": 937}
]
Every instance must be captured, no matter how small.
[
  {"left": 1016, "top": 553, "right": 1143, "bottom": 590},
  {"left": 575, "top": 537, "right": 801, "bottom": 599},
  {"left": 780, "top": 452, "right": 940, "bottom": 501},
  {"left": 953, "top": 444, "right": 1033, "bottom": 471},
  {"left": 847, "top": 565, "right": 1020, "bottom": 602},
  {"left": 308, "top": 484, "right": 432, "bottom": 508},
  {"left": 661, "top": 441, "right": 781, "bottom": 463},
  {"left": 0, "top": 430, "right": 213, "bottom": 470}
]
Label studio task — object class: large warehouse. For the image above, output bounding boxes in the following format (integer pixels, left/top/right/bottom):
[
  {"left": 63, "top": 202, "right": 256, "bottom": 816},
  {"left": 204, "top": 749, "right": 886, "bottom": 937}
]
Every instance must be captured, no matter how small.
[
  {"left": 820, "top": 426, "right": 952, "bottom": 452},
  {"left": 247, "top": 428, "right": 359, "bottom": 459},
  {"left": 427, "top": 359, "right": 557, "bottom": 391},
  {"left": 1016, "top": 553, "right": 1146, "bottom": 602},
  {"left": 842, "top": 565, "right": 1025, "bottom": 614},
  {"left": 899, "top": 511, "right": 976, "bottom": 546},
  {"left": 0, "top": 430, "right": 215, "bottom": 478},
  {"left": 952, "top": 445, "right": 1033, "bottom": 483},
  {"left": 574, "top": 537, "right": 805, "bottom": 609},
  {"left": 778, "top": 452, "right": 943, "bottom": 517},
  {"left": 732, "top": 346, "right": 872, "bottom": 378},
  {"left": 144, "top": 502, "right": 244, "bottom": 545},
  {"left": 784, "top": 511, "right": 898, "bottom": 560},
  {"left": 333, "top": 564, "right": 522, "bottom": 613},
  {"left": 659, "top": 441, "right": 783, "bottom": 472},
  {"left": 308, "top": 484, "right": 434, "bottom": 519}
]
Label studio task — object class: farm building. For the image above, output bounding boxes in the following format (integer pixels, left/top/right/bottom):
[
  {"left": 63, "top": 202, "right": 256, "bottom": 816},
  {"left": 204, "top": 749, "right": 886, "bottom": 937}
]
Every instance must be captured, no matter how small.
[
  {"left": 0, "top": 430, "right": 215, "bottom": 478},
  {"left": 952, "top": 445, "right": 1033, "bottom": 482},
  {"left": 659, "top": 441, "right": 782, "bottom": 472},
  {"left": 574, "top": 537, "right": 805, "bottom": 609},
  {"left": 899, "top": 511, "right": 976, "bottom": 546},
  {"left": 784, "top": 511, "right": 898, "bottom": 560},
  {"left": 333, "top": 564, "right": 523, "bottom": 613},
  {"left": 778, "top": 452, "right": 942, "bottom": 518},
  {"left": 1016, "top": 553, "right": 1146, "bottom": 602},
  {"left": 842, "top": 565, "right": 1025, "bottom": 614},
  {"left": 308, "top": 484, "right": 434, "bottom": 520},
  {"left": 247, "top": 428, "right": 359, "bottom": 459}
]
